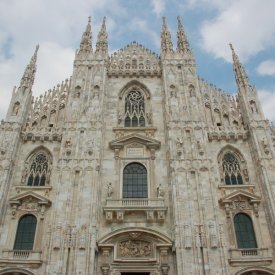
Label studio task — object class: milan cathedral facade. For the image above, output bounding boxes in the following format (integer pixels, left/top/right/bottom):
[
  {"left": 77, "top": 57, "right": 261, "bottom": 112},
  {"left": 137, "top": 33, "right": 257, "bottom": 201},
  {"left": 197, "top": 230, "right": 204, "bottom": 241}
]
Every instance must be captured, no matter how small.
[{"left": 0, "top": 16, "right": 275, "bottom": 275}]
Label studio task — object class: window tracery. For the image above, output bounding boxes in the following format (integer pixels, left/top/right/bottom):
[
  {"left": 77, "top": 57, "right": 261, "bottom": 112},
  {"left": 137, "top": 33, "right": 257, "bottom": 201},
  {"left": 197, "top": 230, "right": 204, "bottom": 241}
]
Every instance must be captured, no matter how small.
[
  {"left": 124, "top": 90, "right": 145, "bottom": 127},
  {"left": 25, "top": 151, "right": 51, "bottom": 186},
  {"left": 222, "top": 152, "right": 243, "bottom": 185}
]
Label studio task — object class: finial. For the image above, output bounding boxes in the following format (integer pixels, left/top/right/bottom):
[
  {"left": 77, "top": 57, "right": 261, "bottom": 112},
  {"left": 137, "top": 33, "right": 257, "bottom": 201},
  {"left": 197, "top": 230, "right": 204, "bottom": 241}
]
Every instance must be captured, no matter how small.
[
  {"left": 176, "top": 16, "right": 190, "bottom": 54},
  {"left": 78, "top": 16, "right": 92, "bottom": 55},
  {"left": 229, "top": 43, "right": 250, "bottom": 89},
  {"left": 95, "top": 16, "right": 108, "bottom": 55},
  {"left": 161, "top": 17, "right": 173, "bottom": 55}
]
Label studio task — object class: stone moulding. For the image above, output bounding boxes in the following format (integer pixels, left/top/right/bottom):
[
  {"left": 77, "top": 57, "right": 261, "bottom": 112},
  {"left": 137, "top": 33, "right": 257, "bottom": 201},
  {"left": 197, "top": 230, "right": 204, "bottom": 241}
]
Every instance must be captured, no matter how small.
[
  {"left": 103, "top": 198, "right": 167, "bottom": 223},
  {"left": 228, "top": 248, "right": 272, "bottom": 267},
  {"left": 219, "top": 190, "right": 261, "bottom": 218},
  {"left": 9, "top": 191, "right": 52, "bottom": 219},
  {"left": 0, "top": 250, "right": 42, "bottom": 268}
]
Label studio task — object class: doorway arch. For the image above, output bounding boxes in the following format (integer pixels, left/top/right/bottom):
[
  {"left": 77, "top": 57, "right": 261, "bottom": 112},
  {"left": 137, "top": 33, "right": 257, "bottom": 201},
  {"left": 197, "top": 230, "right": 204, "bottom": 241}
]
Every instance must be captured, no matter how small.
[{"left": 236, "top": 267, "right": 275, "bottom": 275}]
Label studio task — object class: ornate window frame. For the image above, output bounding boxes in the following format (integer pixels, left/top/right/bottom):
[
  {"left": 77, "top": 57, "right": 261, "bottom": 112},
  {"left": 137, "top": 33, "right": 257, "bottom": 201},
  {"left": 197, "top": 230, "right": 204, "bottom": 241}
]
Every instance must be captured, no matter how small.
[
  {"left": 13, "top": 214, "right": 37, "bottom": 251},
  {"left": 118, "top": 81, "right": 153, "bottom": 128},
  {"left": 218, "top": 146, "right": 249, "bottom": 185},
  {"left": 122, "top": 161, "right": 148, "bottom": 199},
  {"left": 121, "top": 160, "right": 150, "bottom": 199},
  {"left": 219, "top": 191, "right": 272, "bottom": 266},
  {"left": 21, "top": 148, "right": 52, "bottom": 187}
]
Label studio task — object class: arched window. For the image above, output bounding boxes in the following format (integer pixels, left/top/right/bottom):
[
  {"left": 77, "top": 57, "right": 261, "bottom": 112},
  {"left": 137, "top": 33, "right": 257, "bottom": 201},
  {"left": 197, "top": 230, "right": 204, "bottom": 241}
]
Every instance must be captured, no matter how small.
[
  {"left": 124, "top": 90, "right": 145, "bottom": 127},
  {"left": 234, "top": 213, "right": 257, "bottom": 249},
  {"left": 222, "top": 152, "right": 243, "bottom": 185},
  {"left": 14, "top": 215, "right": 37, "bottom": 250},
  {"left": 26, "top": 152, "right": 50, "bottom": 186},
  {"left": 123, "top": 163, "right": 148, "bottom": 198}
]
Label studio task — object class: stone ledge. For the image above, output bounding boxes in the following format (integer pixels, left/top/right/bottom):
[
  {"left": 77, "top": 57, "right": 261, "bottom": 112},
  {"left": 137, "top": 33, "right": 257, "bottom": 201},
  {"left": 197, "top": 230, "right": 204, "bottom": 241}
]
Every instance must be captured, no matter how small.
[
  {"left": 0, "top": 250, "right": 42, "bottom": 268},
  {"left": 228, "top": 248, "right": 272, "bottom": 267},
  {"left": 103, "top": 198, "right": 167, "bottom": 222}
]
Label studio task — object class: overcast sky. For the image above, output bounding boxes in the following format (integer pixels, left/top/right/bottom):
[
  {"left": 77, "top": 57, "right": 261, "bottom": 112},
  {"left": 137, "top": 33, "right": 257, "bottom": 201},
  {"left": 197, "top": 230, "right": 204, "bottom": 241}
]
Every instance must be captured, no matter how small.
[{"left": 1, "top": 0, "right": 275, "bottom": 122}]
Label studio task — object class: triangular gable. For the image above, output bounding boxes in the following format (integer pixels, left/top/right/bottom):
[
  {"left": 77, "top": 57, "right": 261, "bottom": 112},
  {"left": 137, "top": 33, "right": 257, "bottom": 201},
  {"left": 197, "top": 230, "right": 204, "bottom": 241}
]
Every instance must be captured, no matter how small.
[
  {"left": 219, "top": 190, "right": 261, "bottom": 204},
  {"left": 9, "top": 191, "right": 51, "bottom": 206},
  {"left": 109, "top": 133, "right": 161, "bottom": 150}
]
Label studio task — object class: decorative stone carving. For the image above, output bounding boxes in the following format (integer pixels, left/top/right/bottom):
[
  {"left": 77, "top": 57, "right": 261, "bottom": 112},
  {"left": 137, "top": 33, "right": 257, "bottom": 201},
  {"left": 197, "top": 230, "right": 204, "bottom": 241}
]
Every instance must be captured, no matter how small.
[
  {"left": 208, "top": 221, "right": 218, "bottom": 248},
  {"left": 261, "top": 137, "right": 270, "bottom": 155},
  {"left": 9, "top": 191, "right": 51, "bottom": 219},
  {"left": 176, "top": 137, "right": 184, "bottom": 157},
  {"left": 147, "top": 210, "right": 154, "bottom": 221},
  {"left": 118, "top": 239, "right": 152, "bottom": 257},
  {"left": 195, "top": 225, "right": 206, "bottom": 248},
  {"left": 157, "top": 183, "right": 165, "bottom": 198},
  {"left": 52, "top": 223, "right": 62, "bottom": 250},
  {"left": 184, "top": 223, "right": 192, "bottom": 248},
  {"left": 219, "top": 191, "right": 261, "bottom": 218},
  {"left": 116, "top": 211, "right": 124, "bottom": 221},
  {"left": 108, "top": 41, "right": 161, "bottom": 77},
  {"left": 78, "top": 225, "right": 87, "bottom": 250},
  {"left": 106, "top": 182, "right": 113, "bottom": 198}
]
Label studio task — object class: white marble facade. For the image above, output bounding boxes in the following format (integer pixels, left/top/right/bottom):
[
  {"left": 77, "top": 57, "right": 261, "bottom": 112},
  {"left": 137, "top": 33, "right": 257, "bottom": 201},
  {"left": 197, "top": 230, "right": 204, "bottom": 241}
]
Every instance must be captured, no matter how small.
[{"left": 0, "top": 17, "right": 275, "bottom": 275}]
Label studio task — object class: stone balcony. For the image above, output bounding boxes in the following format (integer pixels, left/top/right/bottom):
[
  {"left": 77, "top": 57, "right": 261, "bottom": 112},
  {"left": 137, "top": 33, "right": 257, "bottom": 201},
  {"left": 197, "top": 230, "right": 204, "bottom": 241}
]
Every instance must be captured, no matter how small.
[
  {"left": 0, "top": 250, "right": 42, "bottom": 267},
  {"left": 103, "top": 198, "right": 167, "bottom": 223},
  {"left": 228, "top": 248, "right": 272, "bottom": 266}
]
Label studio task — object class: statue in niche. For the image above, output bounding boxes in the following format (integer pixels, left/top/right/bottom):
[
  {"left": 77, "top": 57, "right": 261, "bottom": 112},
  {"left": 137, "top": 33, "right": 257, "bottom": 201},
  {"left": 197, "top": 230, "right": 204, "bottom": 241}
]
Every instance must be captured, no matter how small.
[
  {"left": 106, "top": 182, "right": 113, "bottom": 198},
  {"left": 12, "top": 102, "right": 20, "bottom": 115},
  {"left": 250, "top": 100, "right": 258, "bottom": 113},
  {"left": 189, "top": 85, "right": 195, "bottom": 97},
  {"left": 157, "top": 183, "right": 165, "bottom": 198},
  {"left": 261, "top": 137, "right": 269, "bottom": 155}
]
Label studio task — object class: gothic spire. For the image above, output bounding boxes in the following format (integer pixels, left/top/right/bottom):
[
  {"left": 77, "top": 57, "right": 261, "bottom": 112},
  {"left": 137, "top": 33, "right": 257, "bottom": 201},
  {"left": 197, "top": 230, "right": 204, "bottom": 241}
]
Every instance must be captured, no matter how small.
[
  {"left": 78, "top": 16, "right": 92, "bottom": 54},
  {"left": 161, "top": 17, "right": 173, "bottom": 56},
  {"left": 176, "top": 16, "right": 190, "bottom": 54},
  {"left": 20, "top": 44, "right": 39, "bottom": 89},
  {"left": 95, "top": 16, "right": 108, "bottom": 55},
  {"left": 229, "top": 43, "right": 250, "bottom": 89}
]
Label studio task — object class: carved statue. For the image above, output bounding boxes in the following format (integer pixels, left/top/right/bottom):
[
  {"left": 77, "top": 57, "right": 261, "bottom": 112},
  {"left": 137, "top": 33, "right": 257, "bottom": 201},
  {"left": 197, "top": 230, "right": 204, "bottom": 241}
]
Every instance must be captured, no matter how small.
[
  {"left": 261, "top": 137, "right": 269, "bottom": 155},
  {"left": 157, "top": 183, "right": 165, "bottom": 198},
  {"left": 12, "top": 102, "right": 20, "bottom": 115},
  {"left": 119, "top": 240, "right": 152, "bottom": 257},
  {"left": 106, "top": 182, "right": 113, "bottom": 198}
]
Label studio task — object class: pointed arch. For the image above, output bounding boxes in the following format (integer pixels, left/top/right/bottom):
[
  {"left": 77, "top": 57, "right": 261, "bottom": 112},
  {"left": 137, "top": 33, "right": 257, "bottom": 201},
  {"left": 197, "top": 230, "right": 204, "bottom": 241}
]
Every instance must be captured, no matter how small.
[
  {"left": 218, "top": 145, "right": 248, "bottom": 185},
  {"left": 118, "top": 80, "right": 152, "bottom": 128},
  {"left": 23, "top": 146, "right": 52, "bottom": 186},
  {"left": 119, "top": 80, "right": 151, "bottom": 99}
]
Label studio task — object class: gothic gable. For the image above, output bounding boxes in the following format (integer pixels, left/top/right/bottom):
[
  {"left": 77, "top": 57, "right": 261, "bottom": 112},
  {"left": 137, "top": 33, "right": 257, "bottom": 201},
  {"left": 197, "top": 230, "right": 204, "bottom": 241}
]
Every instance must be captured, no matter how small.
[
  {"left": 109, "top": 133, "right": 161, "bottom": 150},
  {"left": 107, "top": 41, "right": 161, "bottom": 77},
  {"left": 219, "top": 190, "right": 261, "bottom": 217}
]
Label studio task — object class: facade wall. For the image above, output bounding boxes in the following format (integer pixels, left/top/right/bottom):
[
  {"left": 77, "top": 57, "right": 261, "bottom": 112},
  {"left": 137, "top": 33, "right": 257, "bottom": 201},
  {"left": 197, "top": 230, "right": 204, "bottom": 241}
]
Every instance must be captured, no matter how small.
[{"left": 0, "top": 18, "right": 275, "bottom": 275}]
